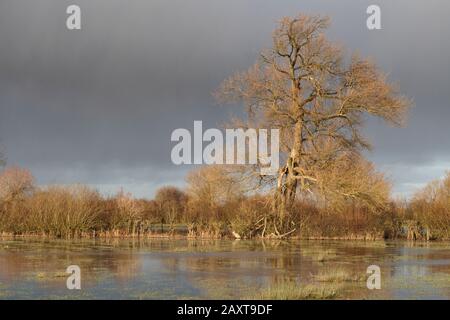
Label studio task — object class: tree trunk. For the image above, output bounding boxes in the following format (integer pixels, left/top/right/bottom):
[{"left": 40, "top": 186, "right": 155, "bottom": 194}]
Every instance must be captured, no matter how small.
[{"left": 273, "top": 120, "right": 302, "bottom": 235}]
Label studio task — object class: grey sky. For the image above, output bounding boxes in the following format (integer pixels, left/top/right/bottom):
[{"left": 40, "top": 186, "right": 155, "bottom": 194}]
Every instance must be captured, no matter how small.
[{"left": 0, "top": 0, "right": 449, "bottom": 198}]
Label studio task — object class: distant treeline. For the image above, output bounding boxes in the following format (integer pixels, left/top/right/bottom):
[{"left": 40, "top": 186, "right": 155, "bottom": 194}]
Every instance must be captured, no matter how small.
[{"left": 0, "top": 165, "right": 449, "bottom": 240}]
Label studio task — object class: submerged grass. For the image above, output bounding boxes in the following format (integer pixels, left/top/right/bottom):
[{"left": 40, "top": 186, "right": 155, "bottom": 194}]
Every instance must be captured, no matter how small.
[
  {"left": 250, "top": 282, "right": 340, "bottom": 300},
  {"left": 315, "top": 269, "right": 365, "bottom": 283},
  {"left": 35, "top": 271, "right": 68, "bottom": 279},
  {"left": 315, "top": 249, "right": 337, "bottom": 262}
]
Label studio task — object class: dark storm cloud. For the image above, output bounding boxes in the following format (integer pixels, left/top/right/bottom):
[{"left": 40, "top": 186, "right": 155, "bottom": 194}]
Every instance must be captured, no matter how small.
[{"left": 0, "top": 0, "right": 449, "bottom": 197}]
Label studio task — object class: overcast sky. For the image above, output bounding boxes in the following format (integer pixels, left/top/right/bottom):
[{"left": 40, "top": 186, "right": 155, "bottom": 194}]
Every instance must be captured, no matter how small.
[{"left": 0, "top": 0, "right": 449, "bottom": 198}]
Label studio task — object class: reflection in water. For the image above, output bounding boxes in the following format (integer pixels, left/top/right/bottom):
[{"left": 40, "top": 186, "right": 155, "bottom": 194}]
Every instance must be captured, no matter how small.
[
  {"left": 0, "top": 238, "right": 449, "bottom": 299},
  {"left": 389, "top": 245, "right": 450, "bottom": 299}
]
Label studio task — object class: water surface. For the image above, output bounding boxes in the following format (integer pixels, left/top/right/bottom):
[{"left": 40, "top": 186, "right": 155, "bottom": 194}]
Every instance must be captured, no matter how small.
[{"left": 0, "top": 238, "right": 449, "bottom": 299}]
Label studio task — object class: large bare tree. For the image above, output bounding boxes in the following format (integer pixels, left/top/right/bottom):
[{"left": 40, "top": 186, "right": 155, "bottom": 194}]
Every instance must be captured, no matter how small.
[{"left": 217, "top": 14, "right": 410, "bottom": 236}]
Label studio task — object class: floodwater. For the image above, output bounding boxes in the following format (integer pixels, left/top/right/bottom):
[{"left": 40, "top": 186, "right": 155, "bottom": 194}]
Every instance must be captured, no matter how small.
[{"left": 0, "top": 238, "right": 449, "bottom": 299}]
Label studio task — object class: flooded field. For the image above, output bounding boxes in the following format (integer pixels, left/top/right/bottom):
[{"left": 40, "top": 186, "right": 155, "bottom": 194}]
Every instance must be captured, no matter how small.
[{"left": 0, "top": 238, "right": 449, "bottom": 299}]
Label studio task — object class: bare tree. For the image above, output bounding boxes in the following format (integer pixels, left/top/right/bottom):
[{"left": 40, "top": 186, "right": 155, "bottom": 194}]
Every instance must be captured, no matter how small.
[
  {"left": 411, "top": 172, "right": 450, "bottom": 239},
  {"left": 0, "top": 166, "right": 35, "bottom": 202},
  {"left": 154, "top": 186, "right": 188, "bottom": 232},
  {"left": 186, "top": 165, "right": 243, "bottom": 210},
  {"left": 216, "top": 14, "right": 410, "bottom": 236}
]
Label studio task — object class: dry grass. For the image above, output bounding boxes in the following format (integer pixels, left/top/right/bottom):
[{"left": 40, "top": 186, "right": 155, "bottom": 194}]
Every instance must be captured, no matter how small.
[{"left": 251, "top": 282, "right": 340, "bottom": 300}]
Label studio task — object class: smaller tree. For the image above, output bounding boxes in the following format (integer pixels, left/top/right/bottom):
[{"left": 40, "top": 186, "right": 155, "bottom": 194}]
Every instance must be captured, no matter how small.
[
  {"left": 185, "top": 166, "right": 245, "bottom": 237},
  {"left": 154, "top": 186, "right": 188, "bottom": 232},
  {"left": 411, "top": 172, "right": 450, "bottom": 239},
  {"left": 111, "top": 189, "right": 145, "bottom": 234},
  {"left": 0, "top": 166, "right": 35, "bottom": 202},
  {"left": 186, "top": 165, "right": 243, "bottom": 211}
]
